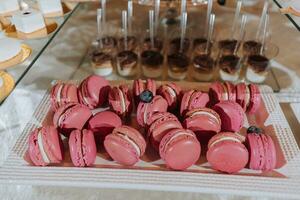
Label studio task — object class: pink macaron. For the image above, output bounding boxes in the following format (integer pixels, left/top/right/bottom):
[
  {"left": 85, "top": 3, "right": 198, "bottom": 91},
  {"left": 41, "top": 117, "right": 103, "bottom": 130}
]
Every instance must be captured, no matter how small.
[
  {"left": 88, "top": 111, "right": 122, "bottom": 139},
  {"left": 28, "top": 126, "right": 63, "bottom": 166},
  {"left": 69, "top": 129, "right": 97, "bottom": 167},
  {"left": 247, "top": 84, "right": 261, "bottom": 114},
  {"left": 183, "top": 108, "right": 221, "bottom": 139},
  {"left": 207, "top": 132, "right": 249, "bottom": 174},
  {"left": 136, "top": 95, "right": 168, "bottom": 127},
  {"left": 159, "top": 128, "right": 201, "bottom": 170},
  {"left": 212, "top": 101, "right": 244, "bottom": 132},
  {"left": 78, "top": 75, "right": 110, "bottom": 109},
  {"left": 147, "top": 112, "right": 182, "bottom": 150},
  {"left": 180, "top": 90, "right": 209, "bottom": 117},
  {"left": 108, "top": 84, "right": 133, "bottom": 118},
  {"left": 50, "top": 83, "right": 79, "bottom": 111},
  {"left": 157, "top": 82, "right": 182, "bottom": 111},
  {"left": 104, "top": 125, "right": 146, "bottom": 166},
  {"left": 246, "top": 126, "right": 276, "bottom": 171},
  {"left": 133, "top": 79, "right": 156, "bottom": 104},
  {"left": 53, "top": 103, "right": 92, "bottom": 136},
  {"left": 209, "top": 82, "right": 228, "bottom": 106}
]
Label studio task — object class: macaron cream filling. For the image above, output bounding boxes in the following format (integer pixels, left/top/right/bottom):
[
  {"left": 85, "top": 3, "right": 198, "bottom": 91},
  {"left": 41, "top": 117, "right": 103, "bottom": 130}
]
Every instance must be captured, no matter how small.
[
  {"left": 37, "top": 130, "right": 50, "bottom": 163},
  {"left": 245, "top": 85, "right": 251, "bottom": 108},
  {"left": 163, "top": 131, "right": 195, "bottom": 151},
  {"left": 166, "top": 85, "right": 177, "bottom": 100},
  {"left": 189, "top": 110, "right": 220, "bottom": 123},
  {"left": 118, "top": 88, "right": 126, "bottom": 113},
  {"left": 116, "top": 132, "right": 141, "bottom": 157},
  {"left": 56, "top": 84, "right": 64, "bottom": 104},
  {"left": 221, "top": 84, "right": 229, "bottom": 100},
  {"left": 209, "top": 136, "right": 241, "bottom": 149}
]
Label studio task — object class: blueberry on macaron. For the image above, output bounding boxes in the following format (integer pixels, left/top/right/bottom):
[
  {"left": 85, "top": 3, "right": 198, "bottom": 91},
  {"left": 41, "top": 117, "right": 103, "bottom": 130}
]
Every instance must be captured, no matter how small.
[
  {"left": 247, "top": 126, "right": 262, "bottom": 134},
  {"left": 139, "top": 90, "right": 154, "bottom": 103}
]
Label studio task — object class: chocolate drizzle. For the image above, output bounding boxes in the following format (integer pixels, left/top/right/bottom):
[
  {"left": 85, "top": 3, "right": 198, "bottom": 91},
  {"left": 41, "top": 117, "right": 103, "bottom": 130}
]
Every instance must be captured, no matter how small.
[
  {"left": 141, "top": 50, "right": 163, "bottom": 68},
  {"left": 168, "top": 53, "right": 189, "bottom": 72},
  {"left": 247, "top": 55, "right": 269, "bottom": 73},
  {"left": 219, "top": 55, "right": 240, "bottom": 74},
  {"left": 193, "top": 55, "right": 214, "bottom": 73}
]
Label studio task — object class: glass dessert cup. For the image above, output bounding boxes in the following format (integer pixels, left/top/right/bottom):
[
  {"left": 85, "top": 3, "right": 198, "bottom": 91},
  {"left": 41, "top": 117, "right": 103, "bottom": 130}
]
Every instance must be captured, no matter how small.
[
  {"left": 117, "top": 36, "right": 138, "bottom": 52},
  {"left": 192, "top": 54, "right": 214, "bottom": 81},
  {"left": 168, "top": 37, "right": 190, "bottom": 55},
  {"left": 116, "top": 50, "right": 138, "bottom": 77},
  {"left": 246, "top": 54, "right": 270, "bottom": 83},
  {"left": 141, "top": 37, "right": 164, "bottom": 53},
  {"left": 91, "top": 50, "right": 113, "bottom": 77},
  {"left": 218, "top": 54, "right": 241, "bottom": 82},
  {"left": 243, "top": 40, "right": 262, "bottom": 57},
  {"left": 193, "top": 38, "right": 213, "bottom": 56},
  {"left": 218, "top": 39, "right": 238, "bottom": 56},
  {"left": 141, "top": 50, "right": 164, "bottom": 79},
  {"left": 167, "top": 52, "right": 189, "bottom": 80}
]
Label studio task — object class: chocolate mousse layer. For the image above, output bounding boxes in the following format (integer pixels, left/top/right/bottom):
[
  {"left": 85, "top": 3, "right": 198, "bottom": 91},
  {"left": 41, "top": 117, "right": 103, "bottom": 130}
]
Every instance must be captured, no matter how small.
[
  {"left": 168, "top": 52, "right": 189, "bottom": 73},
  {"left": 91, "top": 51, "right": 112, "bottom": 65},
  {"left": 193, "top": 55, "right": 214, "bottom": 73},
  {"left": 117, "top": 50, "right": 138, "bottom": 70},
  {"left": 219, "top": 55, "right": 240, "bottom": 74},
  {"left": 218, "top": 39, "right": 238, "bottom": 55},
  {"left": 142, "top": 37, "right": 163, "bottom": 52},
  {"left": 141, "top": 50, "right": 163, "bottom": 68},
  {"left": 169, "top": 37, "right": 190, "bottom": 54},
  {"left": 193, "top": 38, "right": 212, "bottom": 55},
  {"left": 243, "top": 40, "right": 262, "bottom": 56},
  {"left": 247, "top": 55, "right": 269, "bottom": 73},
  {"left": 118, "top": 36, "right": 137, "bottom": 51}
]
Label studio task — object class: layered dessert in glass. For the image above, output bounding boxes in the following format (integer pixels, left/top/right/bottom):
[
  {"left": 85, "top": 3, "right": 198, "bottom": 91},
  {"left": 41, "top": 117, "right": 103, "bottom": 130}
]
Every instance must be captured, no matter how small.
[
  {"left": 91, "top": 50, "right": 113, "bottom": 76},
  {"left": 167, "top": 52, "right": 189, "bottom": 80},
  {"left": 218, "top": 54, "right": 241, "bottom": 81},
  {"left": 246, "top": 54, "right": 269, "bottom": 83},
  {"left": 192, "top": 54, "right": 214, "bottom": 81},
  {"left": 116, "top": 50, "right": 138, "bottom": 77}
]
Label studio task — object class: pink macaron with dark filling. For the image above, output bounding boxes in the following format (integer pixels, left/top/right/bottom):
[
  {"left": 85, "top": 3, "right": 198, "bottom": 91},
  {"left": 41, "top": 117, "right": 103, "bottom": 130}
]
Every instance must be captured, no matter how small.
[
  {"left": 28, "top": 126, "right": 63, "bottom": 166},
  {"left": 108, "top": 84, "right": 133, "bottom": 118},
  {"left": 246, "top": 126, "right": 276, "bottom": 171},
  {"left": 136, "top": 95, "right": 168, "bottom": 127},
  {"left": 69, "top": 129, "right": 97, "bottom": 167},
  {"left": 207, "top": 132, "right": 249, "bottom": 173},
  {"left": 53, "top": 103, "right": 92, "bottom": 136},
  {"left": 104, "top": 125, "right": 146, "bottom": 166},
  {"left": 159, "top": 128, "right": 201, "bottom": 170},
  {"left": 133, "top": 79, "right": 156, "bottom": 104},
  {"left": 50, "top": 83, "right": 78, "bottom": 111},
  {"left": 157, "top": 82, "right": 182, "bottom": 111},
  {"left": 212, "top": 101, "right": 244, "bottom": 132},
  {"left": 180, "top": 90, "right": 209, "bottom": 117},
  {"left": 78, "top": 75, "right": 110, "bottom": 109}
]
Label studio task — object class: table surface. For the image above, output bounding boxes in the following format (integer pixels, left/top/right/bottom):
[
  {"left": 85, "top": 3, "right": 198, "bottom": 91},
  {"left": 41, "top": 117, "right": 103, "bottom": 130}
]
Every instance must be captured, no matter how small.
[{"left": 0, "top": 0, "right": 300, "bottom": 199}]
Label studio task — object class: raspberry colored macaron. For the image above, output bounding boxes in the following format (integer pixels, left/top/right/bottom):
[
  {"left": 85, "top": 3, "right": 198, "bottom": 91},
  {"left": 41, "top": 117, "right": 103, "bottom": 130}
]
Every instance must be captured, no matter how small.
[
  {"left": 180, "top": 90, "right": 209, "bottom": 117},
  {"left": 209, "top": 82, "right": 228, "bottom": 106},
  {"left": 78, "top": 75, "right": 110, "bottom": 109},
  {"left": 147, "top": 112, "right": 182, "bottom": 150},
  {"left": 159, "top": 128, "right": 201, "bottom": 170},
  {"left": 133, "top": 79, "right": 156, "bottom": 104},
  {"left": 53, "top": 103, "right": 92, "bottom": 136},
  {"left": 157, "top": 82, "right": 182, "bottom": 111},
  {"left": 50, "top": 83, "right": 78, "bottom": 111},
  {"left": 108, "top": 84, "right": 133, "bottom": 118},
  {"left": 247, "top": 84, "right": 261, "bottom": 114},
  {"left": 207, "top": 132, "right": 249, "bottom": 173},
  {"left": 136, "top": 95, "right": 168, "bottom": 127},
  {"left": 28, "top": 126, "right": 63, "bottom": 166},
  {"left": 213, "top": 101, "right": 244, "bottom": 132},
  {"left": 69, "top": 129, "right": 97, "bottom": 167},
  {"left": 246, "top": 126, "right": 276, "bottom": 171},
  {"left": 104, "top": 125, "right": 146, "bottom": 166}
]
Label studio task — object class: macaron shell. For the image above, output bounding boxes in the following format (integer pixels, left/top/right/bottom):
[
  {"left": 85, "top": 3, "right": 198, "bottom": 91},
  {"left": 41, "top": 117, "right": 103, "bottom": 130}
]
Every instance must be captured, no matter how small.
[
  {"left": 50, "top": 83, "right": 61, "bottom": 111},
  {"left": 247, "top": 84, "right": 261, "bottom": 114},
  {"left": 261, "top": 134, "right": 277, "bottom": 171},
  {"left": 81, "top": 129, "right": 97, "bottom": 166},
  {"left": 246, "top": 133, "right": 265, "bottom": 170},
  {"left": 120, "top": 84, "right": 133, "bottom": 115},
  {"left": 209, "top": 82, "right": 225, "bottom": 106},
  {"left": 180, "top": 90, "right": 193, "bottom": 116},
  {"left": 213, "top": 101, "right": 244, "bottom": 132},
  {"left": 53, "top": 103, "right": 77, "bottom": 128},
  {"left": 69, "top": 130, "right": 85, "bottom": 167},
  {"left": 208, "top": 132, "right": 245, "bottom": 149},
  {"left": 41, "top": 126, "right": 63, "bottom": 163},
  {"left": 146, "top": 79, "right": 156, "bottom": 96},
  {"left": 61, "top": 84, "right": 78, "bottom": 107},
  {"left": 224, "top": 82, "right": 236, "bottom": 102},
  {"left": 236, "top": 83, "right": 247, "bottom": 111},
  {"left": 157, "top": 83, "right": 181, "bottom": 110},
  {"left": 207, "top": 140, "right": 249, "bottom": 173},
  {"left": 28, "top": 128, "right": 47, "bottom": 166},
  {"left": 104, "top": 134, "right": 139, "bottom": 166},
  {"left": 187, "top": 91, "right": 209, "bottom": 111}
]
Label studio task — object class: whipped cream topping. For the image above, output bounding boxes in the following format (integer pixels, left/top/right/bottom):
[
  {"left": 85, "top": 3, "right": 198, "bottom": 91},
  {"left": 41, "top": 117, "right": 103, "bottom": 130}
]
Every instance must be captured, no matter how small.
[
  {"left": 56, "top": 84, "right": 63, "bottom": 104},
  {"left": 117, "top": 133, "right": 141, "bottom": 156},
  {"left": 163, "top": 131, "right": 195, "bottom": 150},
  {"left": 189, "top": 110, "right": 219, "bottom": 123},
  {"left": 118, "top": 88, "right": 126, "bottom": 114},
  {"left": 245, "top": 85, "right": 251, "bottom": 108},
  {"left": 209, "top": 136, "right": 241, "bottom": 149},
  {"left": 37, "top": 130, "right": 50, "bottom": 163}
]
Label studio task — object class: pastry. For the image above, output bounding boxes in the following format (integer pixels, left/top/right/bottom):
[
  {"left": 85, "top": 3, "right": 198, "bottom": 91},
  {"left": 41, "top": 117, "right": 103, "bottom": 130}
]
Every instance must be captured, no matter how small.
[
  {"left": 136, "top": 95, "right": 168, "bottom": 127},
  {"left": 88, "top": 111, "right": 122, "bottom": 141},
  {"left": 168, "top": 37, "right": 190, "bottom": 54},
  {"left": 104, "top": 125, "right": 146, "bottom": 166},
  {"left": 218, "top": 39, "right": 238, "bottom": 56},
  {"left": 218, "top": 55, "right": 241, "bottom": 82},
  {"left": 167, "top": 53, "right": 189, "bottom": 80},
  {"left": 78, "top": 75, "right": 110, "bottom": 109},
  {"left": 28, "top": 126, "right": 63, "bottom": 166},
  {"left": 246, "top": 126, "right": 277, "bottom": 171},
  {"left": 133, "top": 79, "right": 156, "bottom": 105},
  {"left": 0, "top": 37, "right": 22, "bottom": 63},
  {"left": 141, "top": 50, "right": 164, "bottom": 78},
  {"left": 213, "top": 101, "right": 244, "bottom": 132},
  {"left": 246, "top": 54, "right": 269, "bottom": 83},
  {"left": 118, "top": 36, "right": 137, "bottom": 51},
  {"left": 192, "top": 54, "right": 214, "bottom": 81},
  {"left": 159, "top": 128, "right": 201, "bottom": 170},
  {"left": 147, "top": 112, "right": 182, "bottom": 150},
  {"left": 209, "top": 82, "right": 236, "bottom": 105},
  {"left": 37, "top": 0, "right": 63, "bottom": 16},
  {"left": 193, "top": 38, "right": 212, "bottom": 55},
  {"left": 157, "top": 82, "right": 182, "bottom": 111},
  {"left": 207, "top": 132, "right": 249, "bottom": 173},
  {"left": 50, "top": 83, "right": 78, "bottom": 112},
  {"left": 0, "top": 71, "right": 15, "bottom": 102},
  {"left": 0, "top": 0, "right": 19, "bottom": 15},
  {"left": 183, "top": 108, "right": 221, "bottom": 137},
  {"left": 116, "top": 50, "right": 138, "bottom": 77},
  {"left": 142, "top": 37, "right": 163, "bottom": 52},
  {"left": 12, "top": 9, "right": 46, "bottom": 34},
  {"left": 108, "top": 84, "right": 133, "bottom": 118},
  {"left": 243, "top": 40, "right": 262, "bottom": 56},
  {"left": 53, "top": 103, "right": 92, "bottom": 136},
  {"left": 180, "top": 90, "right": 209, "bottom": 117},
  {"left": 69, "top": 129, "right": 96, "bottom": 167},
  {"left": 91, "top": 50, "right": 113, "bottom": 77}
]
